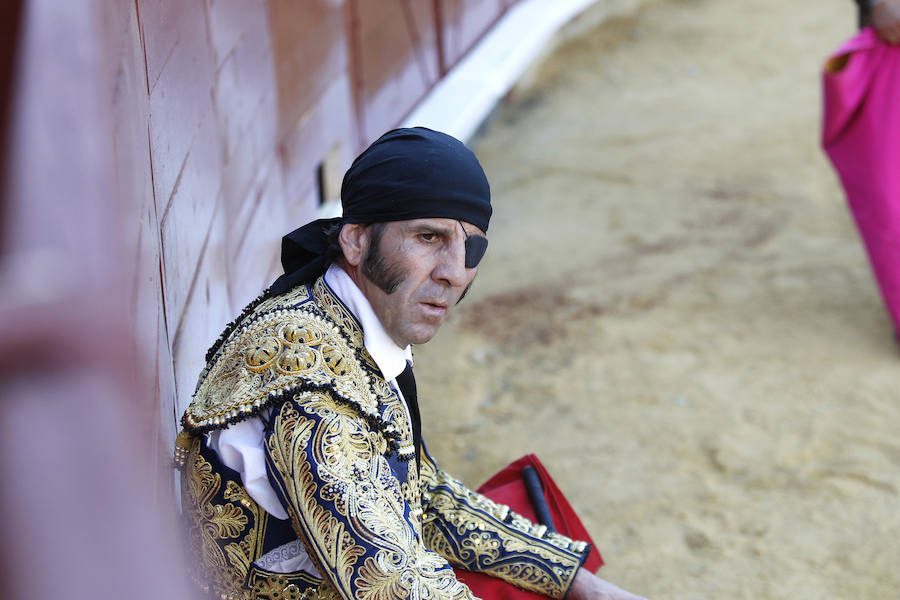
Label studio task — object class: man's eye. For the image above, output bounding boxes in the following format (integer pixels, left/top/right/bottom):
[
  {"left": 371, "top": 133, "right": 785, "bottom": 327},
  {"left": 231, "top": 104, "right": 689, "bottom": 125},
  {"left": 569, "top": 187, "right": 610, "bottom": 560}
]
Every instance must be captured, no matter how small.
[{"left": 420, "top": 233, "right": 437, "bottom": 242}]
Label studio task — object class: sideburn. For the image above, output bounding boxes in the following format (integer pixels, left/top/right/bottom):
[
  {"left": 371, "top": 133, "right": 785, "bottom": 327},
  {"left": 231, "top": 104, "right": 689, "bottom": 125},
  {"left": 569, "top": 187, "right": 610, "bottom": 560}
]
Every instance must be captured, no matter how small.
[
  {"left": 457, "top": 277, "right": 475, "bottom": 304},
  {"left": 361, "top": 224, "right": 407, "bottom": 294}
]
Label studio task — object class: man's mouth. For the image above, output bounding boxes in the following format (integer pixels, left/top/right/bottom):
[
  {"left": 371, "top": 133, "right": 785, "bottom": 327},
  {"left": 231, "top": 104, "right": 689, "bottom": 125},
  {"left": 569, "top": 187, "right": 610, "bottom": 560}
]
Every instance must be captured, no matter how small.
[{"left": 420, "top": 301, "right": 448, "bottom": 315}]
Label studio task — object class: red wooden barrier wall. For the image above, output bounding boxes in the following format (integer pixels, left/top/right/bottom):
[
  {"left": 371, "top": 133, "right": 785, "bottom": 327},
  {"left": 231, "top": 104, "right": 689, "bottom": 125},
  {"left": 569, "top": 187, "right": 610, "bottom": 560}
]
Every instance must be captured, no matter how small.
[
  {"left": 0, "top": 1, "right": 523, "bottom": 596},
  {"left": 0, "top": 10, "right": 521, "bottom": 593},
  {"left": 0, "top": 2, "right": 193, "bottom": 598}
]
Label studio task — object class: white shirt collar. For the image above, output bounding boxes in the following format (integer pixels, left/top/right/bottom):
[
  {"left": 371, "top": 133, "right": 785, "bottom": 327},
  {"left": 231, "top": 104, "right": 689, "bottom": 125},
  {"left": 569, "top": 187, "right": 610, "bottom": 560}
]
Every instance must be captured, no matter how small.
[{"left": 324, "top": 263, "right": 412, "bottom": 382}]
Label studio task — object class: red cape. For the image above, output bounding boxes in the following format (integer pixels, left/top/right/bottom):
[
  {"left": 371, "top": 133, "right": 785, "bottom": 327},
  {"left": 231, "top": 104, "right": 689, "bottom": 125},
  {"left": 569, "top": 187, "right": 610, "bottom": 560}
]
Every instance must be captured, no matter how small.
[{"left": 452, "top": 454, "right": 603, "bottom": 599}]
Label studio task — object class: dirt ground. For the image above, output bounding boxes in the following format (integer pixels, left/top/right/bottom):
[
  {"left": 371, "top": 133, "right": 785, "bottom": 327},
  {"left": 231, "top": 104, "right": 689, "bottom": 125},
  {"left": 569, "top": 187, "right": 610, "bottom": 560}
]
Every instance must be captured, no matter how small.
[{"left": 413, "top": 0, "right": 900, "bottom": 598}]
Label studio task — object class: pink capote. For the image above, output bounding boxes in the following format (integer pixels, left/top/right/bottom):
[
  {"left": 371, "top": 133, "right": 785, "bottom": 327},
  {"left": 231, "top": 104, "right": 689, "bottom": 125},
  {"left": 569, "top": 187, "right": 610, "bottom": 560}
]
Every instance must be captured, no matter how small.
[{"left": 822, "top": 27, "right": 900, "bottom": 333}]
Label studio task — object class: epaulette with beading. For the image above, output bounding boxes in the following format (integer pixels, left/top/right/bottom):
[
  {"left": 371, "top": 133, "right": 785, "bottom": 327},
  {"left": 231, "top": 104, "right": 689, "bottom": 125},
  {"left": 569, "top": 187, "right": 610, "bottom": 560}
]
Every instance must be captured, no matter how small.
[{"left": 180, "top": 280, "right": 403, "bottom": 454}]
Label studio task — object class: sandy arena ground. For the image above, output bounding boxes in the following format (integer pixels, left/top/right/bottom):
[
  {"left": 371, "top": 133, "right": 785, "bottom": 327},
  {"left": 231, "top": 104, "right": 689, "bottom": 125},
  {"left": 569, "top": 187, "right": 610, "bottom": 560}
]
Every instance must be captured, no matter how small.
[{"left": 413, "top": 0, "right": 900, "bottom": 598}]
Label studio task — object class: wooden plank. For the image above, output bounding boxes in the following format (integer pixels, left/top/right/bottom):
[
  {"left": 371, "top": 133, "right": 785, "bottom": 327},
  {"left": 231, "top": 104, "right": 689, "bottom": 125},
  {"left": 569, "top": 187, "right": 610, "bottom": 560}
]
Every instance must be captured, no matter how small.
[
  {"left": 353, "top": 0, "right": 440, "bottom": 142},
  {"left": 438, "top": 0, "right": 506, "bottom": 71}
]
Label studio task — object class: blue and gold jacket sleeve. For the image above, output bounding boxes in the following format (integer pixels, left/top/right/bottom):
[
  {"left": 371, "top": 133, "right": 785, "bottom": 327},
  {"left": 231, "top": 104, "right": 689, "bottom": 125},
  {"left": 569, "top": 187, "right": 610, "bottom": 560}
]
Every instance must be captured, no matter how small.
[
  {"left": 263, "top": 390, "right": 478, "bottom": 600},
  {"left": 419, "top": 449, "right": 590, "bottom": 599}
]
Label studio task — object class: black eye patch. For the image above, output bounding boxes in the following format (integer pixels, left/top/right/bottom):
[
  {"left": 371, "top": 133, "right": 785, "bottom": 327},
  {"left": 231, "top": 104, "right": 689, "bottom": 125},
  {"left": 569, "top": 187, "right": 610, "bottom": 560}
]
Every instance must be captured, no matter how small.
[{"left": 464, "top": 235, "right": 488, "bottom": 268}]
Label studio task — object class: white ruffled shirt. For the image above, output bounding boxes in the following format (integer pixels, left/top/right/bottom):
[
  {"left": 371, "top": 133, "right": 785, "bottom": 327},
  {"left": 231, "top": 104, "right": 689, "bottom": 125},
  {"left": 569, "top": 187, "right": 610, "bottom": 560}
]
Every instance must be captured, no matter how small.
[{"left": 206, "top": 264, "right": 412, "bottom": 573}]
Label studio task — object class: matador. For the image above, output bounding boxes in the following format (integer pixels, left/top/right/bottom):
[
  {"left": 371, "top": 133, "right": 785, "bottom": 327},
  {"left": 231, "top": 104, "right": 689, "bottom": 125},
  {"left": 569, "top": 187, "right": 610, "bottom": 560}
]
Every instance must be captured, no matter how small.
[{"left": 174, "top": 128, "right": 646, "bottom": 600}]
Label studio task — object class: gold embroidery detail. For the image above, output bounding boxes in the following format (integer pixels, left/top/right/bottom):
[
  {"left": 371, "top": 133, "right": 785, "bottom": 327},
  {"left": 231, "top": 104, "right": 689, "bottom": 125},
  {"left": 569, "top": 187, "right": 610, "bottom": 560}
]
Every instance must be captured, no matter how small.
[
  {"left": 174, "top": 429, "right": 193, "bottom": 469},
  {"left": 266, "top": 396, "right": 474, "bottom": 600},
  {"left": 281, "top": 320, "right": 324, "bottom": 345},
  {"left": 250, "top": 574, "right": 302, "bottom": 600},
  {"left": 377, "top": 380, "right": 416, "bottom": 463},
  {"left": 181, "top": 436, "right": 270, "bottom": 600},
  {"left": 245, "top": 337, "right": 282, "bottom": 371},
  {"left": 312, "top": 280, "right": 363, "bottom": 346},
  {"left": 419, "top": 454, "right": 586, "bottom": 599},
  {"left": 246, "top": 568, "right": 324, "bottom": 600},
  {"left": 266, "top": 400, "right": 366, "bottom": 595},
  {"left": 278, "top": 346, "right": 318, "bottom": 374},
  {"left": 186, "top": 281, "right": 381, "bottom": 431},
  {"left": 461, "top": 532, "right": 501, "bottom": 562},
  {"left": 209, "top": 501, "right": 248, "bottom": 538}
]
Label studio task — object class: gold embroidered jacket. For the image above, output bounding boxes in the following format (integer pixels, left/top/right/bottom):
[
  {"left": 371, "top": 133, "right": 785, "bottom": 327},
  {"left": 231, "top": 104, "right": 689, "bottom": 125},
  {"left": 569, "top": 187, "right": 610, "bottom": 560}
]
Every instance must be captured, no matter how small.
[{"left": 176, "top": 277, "right": 591, "bottom": 600}]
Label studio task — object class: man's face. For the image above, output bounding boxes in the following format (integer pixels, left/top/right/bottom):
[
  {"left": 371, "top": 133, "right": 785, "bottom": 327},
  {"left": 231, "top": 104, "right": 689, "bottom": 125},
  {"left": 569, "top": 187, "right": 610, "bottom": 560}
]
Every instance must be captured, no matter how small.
[{"left": 355, "top": 218, "right": 483, "bottom": 348}]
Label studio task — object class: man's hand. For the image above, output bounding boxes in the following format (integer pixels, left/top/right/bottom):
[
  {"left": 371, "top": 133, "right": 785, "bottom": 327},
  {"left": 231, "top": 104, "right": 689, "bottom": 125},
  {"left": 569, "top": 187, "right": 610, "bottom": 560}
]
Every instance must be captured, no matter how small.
[
  {"left": 567, "top": 568, "right": 648, "bottom": 600},
  {"left": 872, "top": 0, "right": 900, "bottom": 44}
]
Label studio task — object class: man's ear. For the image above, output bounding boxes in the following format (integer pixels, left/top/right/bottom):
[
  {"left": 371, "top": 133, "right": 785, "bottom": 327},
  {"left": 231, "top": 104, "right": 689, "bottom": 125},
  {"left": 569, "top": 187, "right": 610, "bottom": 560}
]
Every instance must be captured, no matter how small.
[{"left": 339, "top": 223, "right": 368, "bottom": 267}]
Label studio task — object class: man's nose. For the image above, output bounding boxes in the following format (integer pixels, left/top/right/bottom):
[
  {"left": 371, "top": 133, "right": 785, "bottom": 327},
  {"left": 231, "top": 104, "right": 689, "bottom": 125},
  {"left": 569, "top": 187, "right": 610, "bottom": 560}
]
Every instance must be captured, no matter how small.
[{"left": 432, "top": 238, "right": 469, "bottom": 287}]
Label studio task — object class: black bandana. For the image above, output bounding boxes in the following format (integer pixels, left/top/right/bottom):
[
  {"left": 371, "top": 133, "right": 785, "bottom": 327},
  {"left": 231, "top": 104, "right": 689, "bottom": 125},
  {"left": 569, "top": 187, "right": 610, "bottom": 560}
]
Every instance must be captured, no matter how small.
[{"left": 270, "top": 127, "right": 491, "bottom": 295}]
